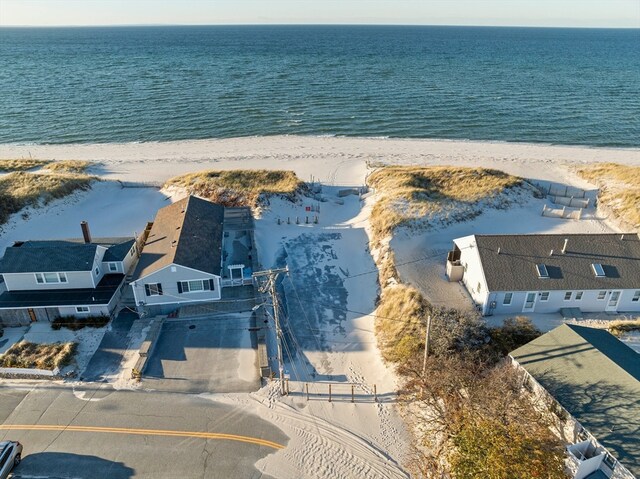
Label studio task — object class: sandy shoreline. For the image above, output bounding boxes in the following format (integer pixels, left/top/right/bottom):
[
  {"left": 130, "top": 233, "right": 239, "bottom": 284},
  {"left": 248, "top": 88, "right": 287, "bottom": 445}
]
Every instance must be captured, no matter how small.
[{"left": 1, "top": 135, "right": 638, "bottom": 186}]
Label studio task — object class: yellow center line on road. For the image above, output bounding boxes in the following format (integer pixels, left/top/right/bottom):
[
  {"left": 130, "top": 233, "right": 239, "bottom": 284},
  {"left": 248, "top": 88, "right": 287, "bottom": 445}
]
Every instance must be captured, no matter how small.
[{"left": 0, "top": 424, "right": 285, "bottom": 450}]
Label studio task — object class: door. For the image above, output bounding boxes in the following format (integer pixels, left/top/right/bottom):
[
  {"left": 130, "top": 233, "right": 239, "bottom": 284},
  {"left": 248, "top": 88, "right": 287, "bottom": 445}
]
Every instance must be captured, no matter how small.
[
  {"left": 606, "top": 291, "right": 621, "bottom": 312},
  {"left": 522, "top": 292, "right": 537, "bottom": 312},
  {"left": 28, "top": 308, "right": 37, "bottom": 322}
]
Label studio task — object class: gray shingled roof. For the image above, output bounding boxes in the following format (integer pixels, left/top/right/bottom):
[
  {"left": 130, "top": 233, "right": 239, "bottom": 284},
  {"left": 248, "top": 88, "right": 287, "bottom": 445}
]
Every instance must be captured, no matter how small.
[
  {"left": 132, "top": 196, "right": 225, "bottom": 280},
  {"left": 470, "top": 234, "right": 640, "bottom": 292},
  {"left": 0, "top": 244, "right": 98, "bottom": 273},
  {"left": 20, "top": 238, "right": 135, "bottom": 262},
  {"left": 0, "top": 237, "right": 136, "bottom": 274},
  {"left": 511, "top": 324, "right": 640, "bottom": 475}
]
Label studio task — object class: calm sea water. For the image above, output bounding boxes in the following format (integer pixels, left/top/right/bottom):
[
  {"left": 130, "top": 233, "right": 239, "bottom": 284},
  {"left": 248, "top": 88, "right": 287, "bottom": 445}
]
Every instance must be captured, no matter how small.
[{"left": 0, "top": 26, "right": 639, "bottom": 147}]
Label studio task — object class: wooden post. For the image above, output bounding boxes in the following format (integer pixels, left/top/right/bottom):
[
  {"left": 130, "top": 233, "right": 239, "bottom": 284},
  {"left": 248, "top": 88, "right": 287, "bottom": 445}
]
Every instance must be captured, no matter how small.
[
  {"left": 374, "top": 384, "right": 377, "bottom": 402},
  {"left": 306, "top": 383, "right": 309, "bottom": 401},
  {"left": 328, "top": 384, "right": 332, "bottom": 402},
  {"left": 351, "top": 384, "right": 355, "bottom": 403},
  {"left": 422, "top": 315, "right": 432, "bottom": 377}
]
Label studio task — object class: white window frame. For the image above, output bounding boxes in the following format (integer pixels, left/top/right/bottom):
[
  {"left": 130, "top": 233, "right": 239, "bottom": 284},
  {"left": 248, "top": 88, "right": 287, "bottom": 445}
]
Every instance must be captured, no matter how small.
[
  {"left": 108, "top": 262, "right": 118, "bottom": 272},
  {"left": 35, "top": 272, "right": 68, "bottom": 284},
  {"left": 503, "top": 293, "right": 513, "bottom": 305},
  {"left": 76, "top": 306, "right": 90, "bottom": 313},
  {"left": 597, "top": 291, "right": 607, "bottom": 300},
  {"left": 147, "top": 283, "right": 162, "bottom": 296},
  {"left": 564, "top": 292, "right": 572, "bottom": 301},
  {"left": 575, "top": 291, "right": 583, "bottom": 301},
  {"left": 540, "top": 292, "right": 550, "bottom": 302},
  {"left": 632, "top": 290, "right": 640, "bottom": 302},
  {"left": 94, "top": 267, "right": 100, "bottom": 276},
  {"left": 180, "top": 279, "right": 211, "bottom": 294}
]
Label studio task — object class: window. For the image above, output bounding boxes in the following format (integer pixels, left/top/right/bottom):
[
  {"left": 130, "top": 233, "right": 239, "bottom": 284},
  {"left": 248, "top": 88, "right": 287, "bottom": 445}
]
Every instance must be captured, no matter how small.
[
  {"left": 575, "top": 291, "right": 583, "bottom": 300},
  {"left": 145, "top": 283, "right": 163, "bottom": 296},
  {"left": 477, "top": 282, "right": 482, "bottom": 293},
  {"left": 503, "top": 293, "right": 513, "bottom": 305},
  {"left": 536, "top": 264, "right": 549, "bottom": 278},
  {"left": 540, "top": 292, "right": 550, "bottom": 301},
  {"left": 591, "top": 263, "right": 606, "bottom": 277},
  {"left": 130, "top": 247, "right": 135, "bottom": 257},
  {"left": 108, "top": 263, "right": 118, "bottom": 272},
  {"left": 597, "top": 291, "right": 607, "bottom": 300},
  {"left": 633, "top": 290, "right": 640, "bottom": 302},
  {"left": 35, "top": 272, "right": 67, "bottom": 284},
  {"left": 564, "top": 292, "right": 572, "bottom": 301},
  {"left": 94, "top": 267, "right": 100, "bottom": 276},
  {"left": 178, "top": 279, "right": 214, "bottom": 293},
  {"left": 76, "top": 306, "right": 90, "bottom": 313}
]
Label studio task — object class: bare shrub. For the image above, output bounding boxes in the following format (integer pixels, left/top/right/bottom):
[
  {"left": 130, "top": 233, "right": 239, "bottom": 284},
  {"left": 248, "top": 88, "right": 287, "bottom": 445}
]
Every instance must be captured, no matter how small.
[{"left": 0, "top": 341, "right": 77, "bottom": 370}]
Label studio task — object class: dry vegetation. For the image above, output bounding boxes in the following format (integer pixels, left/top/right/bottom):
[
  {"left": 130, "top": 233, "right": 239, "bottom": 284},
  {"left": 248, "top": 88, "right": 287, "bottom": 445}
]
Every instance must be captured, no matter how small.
[
  {"left": 0, "top": 341, "right": 76, "bottom": 370},
  {"left": 0, "top": 171, "right": 94, "bottom": 224},
  {"left": 0, "top": 158, "right": 51, "bottom": 172},
  {"left": 608, "top": 318, "right": 640, "bottom": 336},
  {"left": 164, "top": 169, "right": 305, "bottom": 207},
  {"left": 576, "top": 162, "right": 640, "bottom": 230},
  {"left": 367, "top": 166, "right": 524, "bottom": 244},
  {"left": 45, "top": 160, "right": 91, "bottom": 173}
]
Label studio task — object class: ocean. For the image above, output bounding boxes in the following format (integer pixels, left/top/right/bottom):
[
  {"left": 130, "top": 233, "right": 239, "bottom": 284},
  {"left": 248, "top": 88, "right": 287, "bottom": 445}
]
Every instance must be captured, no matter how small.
[{"left": 0, "top": 25, "right": 638, "bottom": 147}]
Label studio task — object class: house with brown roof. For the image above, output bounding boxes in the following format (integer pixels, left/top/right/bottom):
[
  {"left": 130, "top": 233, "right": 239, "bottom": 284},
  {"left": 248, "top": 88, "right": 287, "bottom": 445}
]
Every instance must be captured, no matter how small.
[
  {"left": 130, "top": 196, "right": 226, "bottom": 316},
  {"left": 446, "top": 233, "right": 640, "bottom": 316}
]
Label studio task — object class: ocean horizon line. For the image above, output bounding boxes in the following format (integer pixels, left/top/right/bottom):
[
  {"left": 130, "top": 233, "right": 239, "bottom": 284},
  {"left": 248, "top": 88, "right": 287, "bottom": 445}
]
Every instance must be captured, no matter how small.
[{"left": 1, "top": 23, "right": 639, "bottom": 30}]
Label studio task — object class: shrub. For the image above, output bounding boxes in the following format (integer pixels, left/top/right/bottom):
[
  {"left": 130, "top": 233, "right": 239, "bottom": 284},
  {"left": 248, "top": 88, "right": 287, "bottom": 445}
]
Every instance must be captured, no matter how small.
[
  {"left": 487, "top": 316, "right": 542, "bottom": 358},
  {"left": 0, "top": 341, "right": 77, "bottom": 370},
  {"left": 45, "top": 160, "right": 91, "bottom": 173},
  {"left": 51, "top": 315, "right": 110, "bottom": 331}
]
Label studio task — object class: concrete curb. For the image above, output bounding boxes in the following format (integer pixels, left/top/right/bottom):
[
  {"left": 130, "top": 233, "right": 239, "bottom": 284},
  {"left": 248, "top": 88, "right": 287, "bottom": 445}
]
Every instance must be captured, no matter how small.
[
  {"left": 132, "top": 316, "right": 165, "bottom": 380},
  {"left": 0, "top": 367, "right": 62, "bottom": 380}
]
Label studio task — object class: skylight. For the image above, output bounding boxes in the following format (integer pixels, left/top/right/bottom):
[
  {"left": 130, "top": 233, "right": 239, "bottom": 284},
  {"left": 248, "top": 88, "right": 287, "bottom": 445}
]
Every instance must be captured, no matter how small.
[
  {"left": 592, "top": 263, "right": 606, "bottom": 277},
  {"left": 536, "top": 264, "right": 549, "bottom": 278}
]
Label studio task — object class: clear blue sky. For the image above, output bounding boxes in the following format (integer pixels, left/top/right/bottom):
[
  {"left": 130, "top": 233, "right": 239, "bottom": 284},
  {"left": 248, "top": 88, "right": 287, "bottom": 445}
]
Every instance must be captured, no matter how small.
[{"left": 1, "top": 0, "right": 639, "bottom": 28}]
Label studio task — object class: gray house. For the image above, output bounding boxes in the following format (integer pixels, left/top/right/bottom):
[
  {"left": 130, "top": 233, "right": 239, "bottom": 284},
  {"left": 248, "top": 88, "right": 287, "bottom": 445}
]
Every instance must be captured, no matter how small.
[
  {"left": 446, "top": 233, "right": 640, "bottom": 316},
  {"left": 0, "top": 222, "right": 136, "bottom": 325},
  {"left": 130, "top": 196, "right": 225, "bottom": 316},
  {"left": 511, "top": 324, "right": 638, "bottom": 479}
]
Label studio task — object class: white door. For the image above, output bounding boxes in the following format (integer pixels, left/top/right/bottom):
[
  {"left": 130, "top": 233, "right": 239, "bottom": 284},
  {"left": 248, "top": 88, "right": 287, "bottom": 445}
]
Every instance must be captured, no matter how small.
[
  {"left": 606, "top": 291, "right": 621, "bottom": 312},
  {"left": 522, "top": 292, "right": 537, "bottom": 312}
]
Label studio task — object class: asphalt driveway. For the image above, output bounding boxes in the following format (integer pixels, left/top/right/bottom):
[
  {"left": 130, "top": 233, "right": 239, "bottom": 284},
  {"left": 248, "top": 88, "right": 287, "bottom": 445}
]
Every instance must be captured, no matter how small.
[{"left": 143, "top": 313, "right": 260, "bottom": 393}]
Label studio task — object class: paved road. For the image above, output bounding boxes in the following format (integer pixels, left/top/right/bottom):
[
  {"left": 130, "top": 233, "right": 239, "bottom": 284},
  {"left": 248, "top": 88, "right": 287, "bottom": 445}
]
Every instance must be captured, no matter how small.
[
  {"left": 81, "top": 311, "right": 136, "bottom": 381},
  {"left": 0, "top": 383, "right": 287, "bottom": 479},
  {"left": 143, "top": 314, "right": 260, "bottom": 394}
]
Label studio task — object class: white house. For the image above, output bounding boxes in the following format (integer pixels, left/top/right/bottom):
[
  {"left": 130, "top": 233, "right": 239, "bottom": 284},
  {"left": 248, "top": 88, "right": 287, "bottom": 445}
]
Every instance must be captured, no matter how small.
[
  {"left": 130, "top": 196, "right": 226, "bottom": 316},
  {"left": 446, "top": 233, "right": 640, "bottom": 316},
  {"left": 0, "top": 222, "right": 136, "bottom": 325},
  {"left": 511, "top": 324, "right": 638, "bottom": 479}
]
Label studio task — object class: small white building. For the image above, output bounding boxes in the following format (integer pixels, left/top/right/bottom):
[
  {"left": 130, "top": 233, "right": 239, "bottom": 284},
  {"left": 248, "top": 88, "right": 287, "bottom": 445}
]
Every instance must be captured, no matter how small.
[
  {"left": 446, "top": 233, "right": 640, "bottom": 316},
  {"left": 130, "top": 196, "right": 226, "bottom": 316}
]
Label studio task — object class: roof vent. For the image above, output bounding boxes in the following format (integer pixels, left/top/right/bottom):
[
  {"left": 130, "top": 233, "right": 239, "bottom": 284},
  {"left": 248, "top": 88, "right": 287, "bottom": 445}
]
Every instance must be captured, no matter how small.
[
  {"left": 497, "top": 247, "right": 501, "bottom": 254},
  {"left": 562, "top": 238, "right": 568, "bottom": 254},
  {"left": 536, "top": 264, "right": 549, "bottom": 278},
  {"left": 592, "top": 263, "right": 606, "bottom": 277},
  {"left": 549, "top": 249, "right": 554, "bottom": 256}
]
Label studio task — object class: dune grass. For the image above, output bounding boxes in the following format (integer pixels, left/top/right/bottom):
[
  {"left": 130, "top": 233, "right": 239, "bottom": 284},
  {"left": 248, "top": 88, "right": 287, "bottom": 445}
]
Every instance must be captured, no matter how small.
[
  {"left": 0, "top": 341, "right": 76, "bottom": 370},
  {"left": 367, "top": 166, "right": 523, "bottom": 244},
  {"left": 576, "top": 163, "right": 640, "bottom": 229},
  {"left": 0, "top": 171, "right": 94, "bottom": 224},
  {"left": 608, "top": 318, "right": 640, "bottom": 336},
  {"left": 45, "top": 160, "right": 91, "bottom": 173},
  {"left": 164, "top": 169, "right": 304, "bottom": 207},
  {"left": 0, "top": 158, "right": 51, "bottom": 172}
]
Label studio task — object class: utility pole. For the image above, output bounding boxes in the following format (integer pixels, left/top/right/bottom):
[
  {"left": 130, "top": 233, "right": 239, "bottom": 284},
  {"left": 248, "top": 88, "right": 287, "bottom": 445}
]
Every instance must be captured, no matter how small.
[
  {"left": 422, "top": 315, "right": 432, "bottom": 377},
  {"left": 253, "top": 267, "right": 289, "bottom": 395}
]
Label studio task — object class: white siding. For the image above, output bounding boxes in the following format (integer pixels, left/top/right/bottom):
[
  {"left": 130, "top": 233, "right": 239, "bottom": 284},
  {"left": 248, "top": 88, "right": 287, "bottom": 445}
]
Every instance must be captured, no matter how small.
[
  {"left": 486, "top": 289, "right": 640, "bottom": 315},
  {"left": 3, "top": 271, "right": 95, "bottom": 291},
  {"left": 454, "top": 235, "right": 489, "bottom": 310},
  {"left": 58, "top": 305, "right": 111, "bottom": 317},
  {"left": 131, "top": 263, "right": 222, "bottom": 308}
]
